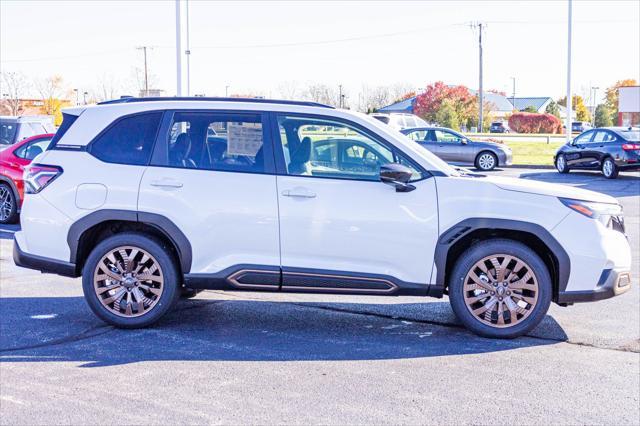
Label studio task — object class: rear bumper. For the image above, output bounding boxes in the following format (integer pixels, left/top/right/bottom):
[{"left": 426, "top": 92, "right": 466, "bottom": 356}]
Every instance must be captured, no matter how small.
[
  {"left": 557, "top": 268, "right": 632, "bottom": 303},
  {"left": 13, "top": 237, "right": 78, "bottom": 278}
]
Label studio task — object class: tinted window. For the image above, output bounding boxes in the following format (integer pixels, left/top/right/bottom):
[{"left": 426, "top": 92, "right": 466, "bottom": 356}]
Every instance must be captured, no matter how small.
[
  {"left": 406, "top": 130, "right": 427, "bottom": 141},
  {"left": 90, "top": 112, "right": 162, "bottom": 165},
  {"left": 14, "top": 137, "right": 53, "bottom": 160},
  {"left": 0, "top": 121, "right": 18, "bottom": 145},
  {"left": 592, "top": 131, "right": 615, "bottom": 143},
  {"left": 162, "top": 112, "right": 265, "bottom": 173},
  {"left": 277, "top": 115, "right": 422, "bottom": 182},
  {"left": 573, "top": 131, "right": 593, "bottom": 144}
]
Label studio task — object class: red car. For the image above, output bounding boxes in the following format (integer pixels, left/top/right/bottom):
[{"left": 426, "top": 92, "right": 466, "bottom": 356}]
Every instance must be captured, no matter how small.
[{"left": 0, "top": 133, "right": 54, "bottom": 223}]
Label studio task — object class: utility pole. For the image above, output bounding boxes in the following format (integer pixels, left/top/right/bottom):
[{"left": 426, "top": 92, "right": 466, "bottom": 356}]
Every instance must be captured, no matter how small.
[
  {"left": 185, "top": 0, "right": 191, "bottom": 96},
  {"left": 225, "top": 85, "right": 230, "bottom": 97},
  {"left": 471, "top": 22, "right": 486, "bottom": 132},
  {"left": 591, "top": 86, "right": 599, "bottom": 125},
  {"left": 565, "top": 0, "right": 573, "bottom": 142},
  {"left": 338, "top": 84, "right": 343, "bottom": 108},
  {"left": 136, "top": 46, "right": 152, "bottom": 97},
  {"left": 175, "top": 0, "right": 183, "bottom": 97},
  {"left": 511, "top": 77, "right": 516, "bottom": 110}
]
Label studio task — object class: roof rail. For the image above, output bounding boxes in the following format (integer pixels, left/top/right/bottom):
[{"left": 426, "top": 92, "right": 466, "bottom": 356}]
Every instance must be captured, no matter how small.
[{"left": 97, "top": 96, "right": 334, "bottom": 109}]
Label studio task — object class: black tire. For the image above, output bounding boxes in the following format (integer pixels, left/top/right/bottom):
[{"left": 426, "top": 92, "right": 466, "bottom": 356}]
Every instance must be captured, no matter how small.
[
  {"left": 474, "top": 151, "right": 498, "bottom": 171},
  {"left": 555, "top": 154, "right": 570, "bottom": 174},
  {"left": 602, "top": 157, "right": 619, "bottom": 179},
  {"left": 0, "top": 183, "right": 19, "bottom": 224},
  {"left": 448, "top": 239, "right": 552, "bottom": 339},
  {"left": 82, "top": 233, "right": 180, "bottom": 328}
]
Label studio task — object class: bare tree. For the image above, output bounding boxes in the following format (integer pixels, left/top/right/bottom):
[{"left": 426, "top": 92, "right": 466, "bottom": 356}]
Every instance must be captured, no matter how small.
[
  {"left": 302, "top": 83, "right": 338, "bottom": 107},
  {"left": 276, "top": 81, "right": 300, "bottom": 100},
  {"left": 91, "top": 73, "right": 124, "bottom": 103},
  {"left": 35, "top": 75, "right": 67, "bottom": 117},
  {"left": 361, "top": 85, "right": 392, "bottom": 112},
  {"left": 389, "top": 82, "right": 416, "bottom": 103},
  {"left": 1, "top": 71, "right": 30, "bottom": 116}
]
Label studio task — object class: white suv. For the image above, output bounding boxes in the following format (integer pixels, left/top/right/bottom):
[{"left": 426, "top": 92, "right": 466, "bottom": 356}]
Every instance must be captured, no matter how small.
[{"left": 14, "top": 98, "right": 632, "bottom": 338}]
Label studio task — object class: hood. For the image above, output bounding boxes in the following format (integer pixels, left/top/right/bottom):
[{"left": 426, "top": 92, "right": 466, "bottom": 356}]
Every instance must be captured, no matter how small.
[
  {"left": 486, "top": 176, "right": 618, "bottom": 204},
  {"left": 469, "top": 140, "right": 509, "bottom": 150}
]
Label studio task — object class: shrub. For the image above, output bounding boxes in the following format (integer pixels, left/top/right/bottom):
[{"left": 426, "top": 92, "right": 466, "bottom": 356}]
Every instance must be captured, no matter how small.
[{"left": 508, "top": 112, "right": 562, "bottom": 134}]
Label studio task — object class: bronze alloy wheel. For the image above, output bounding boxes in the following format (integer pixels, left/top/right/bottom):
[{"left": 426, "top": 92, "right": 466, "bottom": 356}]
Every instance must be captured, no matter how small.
[
  {"left": 93, "top": 246, "right": 164, "bottom": 318},
  {"left": 462, "top": 254, "right": 539, "bottom": 328}
]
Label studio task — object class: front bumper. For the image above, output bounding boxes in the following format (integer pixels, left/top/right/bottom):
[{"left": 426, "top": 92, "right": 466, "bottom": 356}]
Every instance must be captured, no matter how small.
[
  {"left": 557, "top": 268, "right": 632, "bottom": 303},
  {"left": 499, "top": 150, "right": 513, "bottom": 166},
  {"left": 13, "top": 237, "right": 78, "bottom": 277}
]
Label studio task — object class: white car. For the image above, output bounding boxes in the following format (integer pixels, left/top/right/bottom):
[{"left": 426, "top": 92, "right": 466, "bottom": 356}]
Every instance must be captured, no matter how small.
[
  {"left": 14, "top": 97, "right": 632, "bottom": 338},
  {"left": 370, "top": 112, "right": 429, "bottom": 130}
]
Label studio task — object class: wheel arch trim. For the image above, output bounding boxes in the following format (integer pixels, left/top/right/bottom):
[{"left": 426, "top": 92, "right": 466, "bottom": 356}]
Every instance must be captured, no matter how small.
[
  {"left": 67, "top": 209, "right": 192, "bottom": 273},
  {"left": 434, "top": 218, "right": 571, "bottom": 298},
  {"left": 0, "top": 176, "right": 20, "bottom": 212}
]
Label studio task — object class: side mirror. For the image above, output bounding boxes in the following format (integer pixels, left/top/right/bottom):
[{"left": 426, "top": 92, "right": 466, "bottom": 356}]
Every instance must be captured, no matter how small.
[
  {"left": 380, "top": 163, "right": 416, "bottom": 193},
  {"left": 461, "top": 138, "right": 468, "bottom": 145}
]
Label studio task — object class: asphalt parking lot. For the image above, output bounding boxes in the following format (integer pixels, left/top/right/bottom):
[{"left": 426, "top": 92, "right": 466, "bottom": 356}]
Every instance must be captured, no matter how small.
[{"left": 1, "top": 167, "right": 638, "bottom": 425}]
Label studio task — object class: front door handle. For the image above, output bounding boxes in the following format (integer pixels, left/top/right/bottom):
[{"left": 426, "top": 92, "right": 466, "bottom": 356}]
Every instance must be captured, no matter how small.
[
  {"left": 150, "top": 179, "right": 183, "bottom": 189},
  {"left": 282, "top": 188, "right": 316, "bottom": 198}
]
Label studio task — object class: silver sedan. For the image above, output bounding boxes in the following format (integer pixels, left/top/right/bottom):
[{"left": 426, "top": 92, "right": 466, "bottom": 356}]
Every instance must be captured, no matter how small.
[{"left": 401, "top": 127, "right": 512, "bottom": 171}]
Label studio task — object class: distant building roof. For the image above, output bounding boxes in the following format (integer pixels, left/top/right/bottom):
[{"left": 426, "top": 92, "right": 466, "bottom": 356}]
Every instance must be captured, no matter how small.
[
  {"left": 377, "top": 97, "right": 415, "bottom": 113},
  {"left": 510, "top": 97, "right": 552, "bottom": 112},
  {"left": 468, "top": 90, "right": 514, "bottom": 111}
]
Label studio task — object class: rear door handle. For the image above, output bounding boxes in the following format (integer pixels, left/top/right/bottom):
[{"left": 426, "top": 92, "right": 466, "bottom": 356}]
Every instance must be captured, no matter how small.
[
  {"left": 150, "top": 179, "right": 183, "bottom": 188},
  {"left": 282, "top": 188, "right": 316, "bottom": 198}
]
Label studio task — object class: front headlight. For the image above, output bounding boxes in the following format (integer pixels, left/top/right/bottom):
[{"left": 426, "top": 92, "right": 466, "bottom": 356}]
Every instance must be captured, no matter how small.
[{"left": 559, "top": 198, "right": 625, "bottom": 233}]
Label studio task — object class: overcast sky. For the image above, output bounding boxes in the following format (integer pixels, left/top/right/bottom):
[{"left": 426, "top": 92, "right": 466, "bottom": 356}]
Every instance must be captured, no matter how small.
[{"left": 1, "top": 0, "right": 638, "bottom": 105}]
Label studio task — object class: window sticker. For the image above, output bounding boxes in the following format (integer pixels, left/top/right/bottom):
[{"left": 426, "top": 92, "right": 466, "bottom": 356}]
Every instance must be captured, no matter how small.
[{"left": 227, "top": 122, "right": 262, "bottom": 156}]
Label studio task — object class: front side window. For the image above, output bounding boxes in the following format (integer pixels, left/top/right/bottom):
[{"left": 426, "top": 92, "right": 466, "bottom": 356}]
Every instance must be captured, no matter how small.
[
  {"left": 90, "top": 112, "right": 162, "bottom": 165},
  {"left": 406, "top": 130, "right": 427, "bottom": 142},
  {"left": 162, "top": 112, "right": 266, "bottom": 173},
  {"left": 434, "top": 130, "right": 463, "bottom": 143},
  {"left": 573, "top": 131, "right": 593, "bottom": 145},
  {"left": 277, "top": 115, "right": 422, "bottom": 181}
]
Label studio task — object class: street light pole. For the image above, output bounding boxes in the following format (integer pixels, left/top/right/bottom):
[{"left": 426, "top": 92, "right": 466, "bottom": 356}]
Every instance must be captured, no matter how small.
[
  {"left": 175, "top": 0, "right": 183, "bottom": 97},
  {"left": 591, "top": 86, "right": 599, "bottom": 125},
  {"left": 185, "top": 0, "right": 191, "bottom": 96},
  {"left": 511, "top": 77, "right": 516, "bottom": 110},
  {"left": 565, "top": 0, "right": 573, "bottom": 142}
]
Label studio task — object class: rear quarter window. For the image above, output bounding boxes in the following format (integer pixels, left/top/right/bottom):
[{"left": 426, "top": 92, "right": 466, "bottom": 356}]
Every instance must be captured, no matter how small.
[{"left": 89, "top": 112, "right": 162, "bottom": 165}]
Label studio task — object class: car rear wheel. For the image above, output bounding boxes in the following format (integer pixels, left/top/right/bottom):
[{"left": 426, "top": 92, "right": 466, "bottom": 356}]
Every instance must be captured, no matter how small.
[
  {"left": 448, "top": 239, "right": 552, "bottom": 339},
  {"left": 475, "top": 151, "right": 498, "bottom": 171},
  {"left": 0, "top": 183, "right": 18, "bottom": 224},
  {"left": 82, "top": 233, "right": 180, "bottom": 328},
  {"left": 602, "top": 157, "right": 619, "bottom": 179},
  {"left": 555, "top": 154, "right": 569, "bottom": 174}
]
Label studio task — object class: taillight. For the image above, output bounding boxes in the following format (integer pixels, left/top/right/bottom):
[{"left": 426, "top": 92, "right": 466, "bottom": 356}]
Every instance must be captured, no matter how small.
[
  {"left": 622, "top": 143, "right": 640, "bottom": 151},
  {"left": 24, "top": 164, "right": 63, "bottom": 194}
]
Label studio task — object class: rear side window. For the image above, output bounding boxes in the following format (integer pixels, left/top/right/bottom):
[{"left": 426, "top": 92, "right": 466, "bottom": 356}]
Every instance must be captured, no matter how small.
[
  {"left": 90, "top": 112, "right": 162, "bottom": 165},
  {"left": 49, "top": 113, "right": 79, "bottom": 148}
]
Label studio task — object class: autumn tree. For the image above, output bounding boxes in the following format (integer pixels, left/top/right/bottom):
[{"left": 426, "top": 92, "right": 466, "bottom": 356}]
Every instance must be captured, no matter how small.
[
  {"left": 1, "top": 71, "right": 30, "bottom": 116},
  {"left": 434, "top": 99, "right": 460, "bottom": 130},
  {"left": 594, "top": 104, "right": 613, "bottom": 127},
  {"left": 36, "top": 75, "right": 67, "bottom": 125},
  {"left": 605, "top": 79, "right": 638, "bottom": 124},
  {"left": 413, "top": 82, "right": 476, "bottom": 128},
  {"left": 545, "top": 100, "right": 560, "bottom": 118},
  {"left": 558, "top": 95, "right": 591, "bottom": 122}
]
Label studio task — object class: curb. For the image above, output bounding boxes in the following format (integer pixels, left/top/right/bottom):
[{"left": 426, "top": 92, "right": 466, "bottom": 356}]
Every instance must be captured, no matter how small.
[{"left": 505, "top": 165, "right": 556, "bottom": 170}]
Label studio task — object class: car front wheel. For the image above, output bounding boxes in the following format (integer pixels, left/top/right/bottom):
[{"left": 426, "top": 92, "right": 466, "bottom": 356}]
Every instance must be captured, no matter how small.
[
  {"left": 475, "top": 151, "right": 498, "bottom": 171},
  {"left": 0, "top": 183, "right": 18, "bottom": 224},
  {"left": 82, "top": 233, "right": 180, "bottom": 328},
  {"left": 448, "top": 239, "right": 552, "bottom": 338},
  {"left": 555, "top": 154, "right": 569, "bottom": 174},
  {"left": 602, "top": 157, "right": 619, "bottom": 179}
]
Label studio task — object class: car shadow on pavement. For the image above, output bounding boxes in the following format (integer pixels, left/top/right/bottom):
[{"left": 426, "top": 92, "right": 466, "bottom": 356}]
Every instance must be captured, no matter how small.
[
  {"left": 0, "top": 223, "right": 19, "bottom": 240},
  {"left": 0, "top": 296, "right": 568, "bottom": 367},
  {"left": 519, "top": 171, "right": 640, "bottom": 198}
]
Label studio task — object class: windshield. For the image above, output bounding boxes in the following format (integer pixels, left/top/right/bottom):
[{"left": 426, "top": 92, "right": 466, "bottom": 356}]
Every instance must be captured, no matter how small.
[{"left": 0, "top": 120, "right": 18, "bottom": 145}]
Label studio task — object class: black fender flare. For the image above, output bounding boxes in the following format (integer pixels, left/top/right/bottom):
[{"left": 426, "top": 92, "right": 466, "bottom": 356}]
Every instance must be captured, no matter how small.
[
  {"left": 0, "top": 176, "right": 21, "bottom": 212},
  {"left": 67, "top": 209, "right": 192, "bottom": 273},
  {"left": 434, "top": 218, "right": 570, "bottom": 294}
]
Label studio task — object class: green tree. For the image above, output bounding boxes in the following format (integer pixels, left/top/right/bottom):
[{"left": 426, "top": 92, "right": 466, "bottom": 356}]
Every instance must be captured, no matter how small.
[
  {"left": 605, "top": 79, "right": 637, "bottom": 124},
  {"left": 545, "top": 100, "right": 560, "bottom": 118},
  {"left": 522, "top": 106, "right": 538, "bottom": 113},
  {"left": 435, "top": 99, "right": 460, "bottom": 130},
  {"left": 594, "top": 104, "right": 613, "bottom": 127},
  {"left": 558, "top": 95, "right": 591, "bottom": 122}
]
